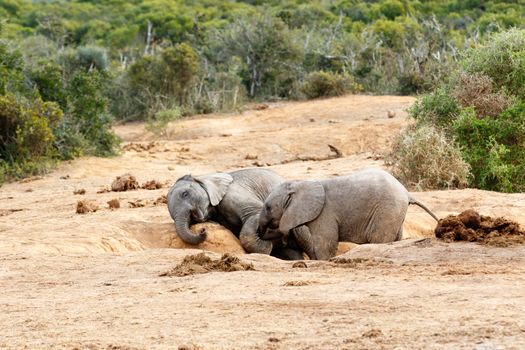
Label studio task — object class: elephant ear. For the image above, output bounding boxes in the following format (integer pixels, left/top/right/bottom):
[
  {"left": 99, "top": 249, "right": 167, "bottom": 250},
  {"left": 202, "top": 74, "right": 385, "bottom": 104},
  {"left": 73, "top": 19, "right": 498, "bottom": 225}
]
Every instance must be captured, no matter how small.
[
  {"left": 280, "top": 181, "right": 325, "bottom": 233},
  {"left": 195, "top": 173, "right": 233, "bottom": 206}
]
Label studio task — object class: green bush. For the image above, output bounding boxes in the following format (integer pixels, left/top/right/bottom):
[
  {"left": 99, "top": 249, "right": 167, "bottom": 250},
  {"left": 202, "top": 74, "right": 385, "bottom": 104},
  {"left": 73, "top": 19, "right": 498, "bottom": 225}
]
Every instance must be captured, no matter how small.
[
  {"left": 401, "top": 29, "right": 525, "bottom": 193},
  {"left": 66, "top": 71, "right": 119, "bottom": 156},
  {"left": 146, "top": 108, "right": 181, "bottom": 137},
  {"left": 453, "top": 104, "right": 525, "bottom": 192},
  {"left": 112, "top": 43, "right": 200, "bottom": 121},
  {"left": 0, "top": 94, "right": 62, "bottom": 180},
  {"left": 408, "top": 87, "right": 459, "bottom": 129},
  {"left": 387, "top": 124, "right": 470, "bottom": 190},
  {"left": 301, "top": 71, "right": 361, "bottom": 99},
  {"left": 461, "top": 28, "right": 525, "bottom": 99}
]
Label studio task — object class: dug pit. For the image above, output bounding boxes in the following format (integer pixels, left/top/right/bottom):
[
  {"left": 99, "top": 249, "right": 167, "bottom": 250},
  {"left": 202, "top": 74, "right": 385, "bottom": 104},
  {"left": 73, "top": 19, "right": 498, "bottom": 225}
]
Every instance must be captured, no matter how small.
[{"left": 435, "top": 209, "right": 525, "bottom": 247}]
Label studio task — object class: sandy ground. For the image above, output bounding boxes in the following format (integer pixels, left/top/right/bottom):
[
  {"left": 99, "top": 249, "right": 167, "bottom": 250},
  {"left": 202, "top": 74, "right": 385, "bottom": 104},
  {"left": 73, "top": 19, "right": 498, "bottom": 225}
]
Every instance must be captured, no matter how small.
[{"left": 1, "top": 95, "right": 524, "bottom": 349}]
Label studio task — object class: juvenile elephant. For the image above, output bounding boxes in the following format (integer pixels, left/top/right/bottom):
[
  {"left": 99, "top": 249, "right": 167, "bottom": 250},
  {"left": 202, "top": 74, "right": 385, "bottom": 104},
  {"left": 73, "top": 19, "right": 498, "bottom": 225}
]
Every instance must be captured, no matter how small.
[
  {"left": 258, "top": 168, "right": 438, "bottom": 260},
  {"left": 167, "top": 168, "right": 303, "bottom": 259}
]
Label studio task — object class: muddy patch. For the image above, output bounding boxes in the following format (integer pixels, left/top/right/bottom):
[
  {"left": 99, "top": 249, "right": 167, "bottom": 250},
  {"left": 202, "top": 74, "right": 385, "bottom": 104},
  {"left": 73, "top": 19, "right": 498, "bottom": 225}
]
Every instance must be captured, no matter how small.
[
  {"left": 111, "top": 174, "right": 139, "bottom": 192},
  {"left": 435, "top": 209, "right": 525, "bottom": 246},
  {"left": 160, "top": 252, "right": 254, "bottom": 277}
]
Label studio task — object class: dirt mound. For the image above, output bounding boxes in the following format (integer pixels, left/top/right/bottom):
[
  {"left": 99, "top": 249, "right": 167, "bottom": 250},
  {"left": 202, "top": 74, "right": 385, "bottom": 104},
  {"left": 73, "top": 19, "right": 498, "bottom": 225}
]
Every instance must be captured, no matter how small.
[
  {"left": 111, "top": 174, "right": 139, "bottom": 192},
  {"left": 435, "top": 209, "right": 525, "bottom": 246},
  {"left": 141, "top": 180, "right": 163, "bottom": 190},
  {"left": 107, "top": 199, "right": 120, "bottom": 209},
  {"left": 153, "top": 195, "right": 167, "bottom": 205},
  {"left": 160, "top": 253, "right": 254, "bottom": 277},
  {"left": 128, "top": 199, "right": 145, "bottom": 208},
  {"left": 76, "top": 200, "right": 99, "bottom": 214}
]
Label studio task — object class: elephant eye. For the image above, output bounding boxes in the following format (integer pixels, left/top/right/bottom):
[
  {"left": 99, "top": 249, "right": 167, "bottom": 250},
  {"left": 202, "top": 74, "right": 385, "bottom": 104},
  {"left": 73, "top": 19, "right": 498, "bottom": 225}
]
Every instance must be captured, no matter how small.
[
  {"left": 181, "top": 191, "right": 189, "bottom": 198},
  {"left": 265, "top": 204, "right": 271, "bottom": 211}
]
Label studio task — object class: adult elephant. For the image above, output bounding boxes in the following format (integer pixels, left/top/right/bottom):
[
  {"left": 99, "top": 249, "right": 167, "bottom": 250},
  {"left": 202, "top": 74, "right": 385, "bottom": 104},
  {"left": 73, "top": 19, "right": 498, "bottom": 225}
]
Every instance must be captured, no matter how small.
[
  {"left": 258, "top": 168, "right": 439, "bottom": 260},
  {"left": 167, "top": 168, "right": 303, "bottom": 259}
]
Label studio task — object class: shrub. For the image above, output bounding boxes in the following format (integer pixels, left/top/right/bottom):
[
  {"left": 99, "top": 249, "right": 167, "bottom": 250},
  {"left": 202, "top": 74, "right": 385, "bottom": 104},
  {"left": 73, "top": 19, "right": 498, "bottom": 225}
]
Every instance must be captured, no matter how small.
[
  {"left": 408, "top": 87, "right": 459, "bottom": 129},
  {"left": 301, "top": 71, "right": 361, "bottom": 99},
  {"left": 453, "top": 104, "right": 525, "bottom": 192},
  {"left": 192, "top": 71, "right": 247, "bottom": 114},
  {"left": 461, "top": 28, "right": 525, "bottom": 99},
  {"left": 387, "top": 124, "right": 470, "bottom": 190},
  {"left": 66, "top": 71, "right": 119, "bottom": 156},
  {"left": 0, "top": 94, "right": 61, "bottom": 180},
  {"left": 451, "top": 72, "right": 514, "bottom": 118},
  {"left": 28, "top": 61, "right": 67, "bottom": 108},
  {"left": 146, "top": 108, "right": 181, "bottom": 137},
  {"left": 0, "top": 40, "right": 24, "bottom": 95}
]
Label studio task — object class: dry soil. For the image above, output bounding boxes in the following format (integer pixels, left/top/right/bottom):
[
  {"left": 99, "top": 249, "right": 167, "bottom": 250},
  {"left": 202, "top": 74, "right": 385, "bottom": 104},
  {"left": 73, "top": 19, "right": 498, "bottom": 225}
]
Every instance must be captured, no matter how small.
[{"left": 1, "top": 95, "right": 525, "bottom": 349}]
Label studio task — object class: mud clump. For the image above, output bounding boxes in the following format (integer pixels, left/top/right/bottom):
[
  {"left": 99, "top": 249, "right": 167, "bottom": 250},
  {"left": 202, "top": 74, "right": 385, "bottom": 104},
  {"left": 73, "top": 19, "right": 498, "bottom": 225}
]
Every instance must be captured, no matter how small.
[
  {"left": 73, "top": 188, "right": 86, "bottom": 195},
  {"left": 128, "top": 199, "right": 145, "bottom": 208},
  {"left": 97, "top": 187, "right": 111, "bottom": 194},
  {"left": 435, "top": 209, "right": 525, "bottom": 247},
  {"left": 76, "top": 200, "right": 99, "bottom": 214},
  {"left": 141, "top": 180, "right": 163, "bottom": 190},
  {"left": 122, "top": 142, "right": 156, "bottom": 152},
  {"left": 107, "top": 199, "right": 120, "bottom": 209},
  {"left": 111, "top": 174, "right": 139, "bottom": 192},
  {"left": 160, "top": 253, "right": 254, "bottom": 277},
  {"left": 153, "top": 195, "right": 167, "bottom": 206}
]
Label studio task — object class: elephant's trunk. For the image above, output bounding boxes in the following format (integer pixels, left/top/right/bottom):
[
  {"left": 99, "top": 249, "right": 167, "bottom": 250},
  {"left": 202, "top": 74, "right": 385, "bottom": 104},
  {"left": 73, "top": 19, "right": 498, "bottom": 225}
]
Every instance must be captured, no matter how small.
[
  {"left": 258, "top": 210, "right": 269, "bottom": 237},
  {"left": 174, "top": 210, "right": 207, "bottom": 245},
  {"left": 240, "top": 231, "right": 273, "bottom": 255},
  {"left": 241, "top": 214, "right": 272, "bottom": 255}
]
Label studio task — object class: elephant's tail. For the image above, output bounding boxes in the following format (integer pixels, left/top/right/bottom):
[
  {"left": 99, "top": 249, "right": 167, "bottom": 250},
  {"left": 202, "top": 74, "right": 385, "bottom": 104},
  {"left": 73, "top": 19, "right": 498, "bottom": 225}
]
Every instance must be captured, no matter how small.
[{"left": 408, "top": 197, "right": 439, "bottom": 222}]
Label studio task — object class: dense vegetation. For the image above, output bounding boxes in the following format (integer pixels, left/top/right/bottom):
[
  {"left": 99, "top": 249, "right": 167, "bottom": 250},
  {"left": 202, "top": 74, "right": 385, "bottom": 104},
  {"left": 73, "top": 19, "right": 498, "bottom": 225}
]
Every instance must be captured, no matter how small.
[
  {"left": 390, "top": 29, "right": 525, "bottom": 193},
  {"left": 1, "top": 0, "right": 524, "bottom": 184}
]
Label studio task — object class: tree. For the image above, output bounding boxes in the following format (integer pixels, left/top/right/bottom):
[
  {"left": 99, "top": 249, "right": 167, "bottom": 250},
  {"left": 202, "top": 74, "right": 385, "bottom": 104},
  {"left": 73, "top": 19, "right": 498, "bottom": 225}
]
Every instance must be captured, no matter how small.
[{"left": 213, "top": 14, "right": 303, "bottom": 98}]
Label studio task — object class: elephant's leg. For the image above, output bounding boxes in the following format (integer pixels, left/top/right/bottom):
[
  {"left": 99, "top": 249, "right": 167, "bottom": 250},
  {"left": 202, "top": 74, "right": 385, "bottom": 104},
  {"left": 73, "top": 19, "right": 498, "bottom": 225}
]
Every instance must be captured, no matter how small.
[
  {"left": 395, "top": 227, "right": 403, "bottom": 241},
  {"left": 239, "top": 215, "right": 273, "bottom": 254},
  {"left": 308, "top": 220, "right": 339, "bottom": 260},
  {"left": 291, "top": 225, "right": 316, "bottom": 260}
]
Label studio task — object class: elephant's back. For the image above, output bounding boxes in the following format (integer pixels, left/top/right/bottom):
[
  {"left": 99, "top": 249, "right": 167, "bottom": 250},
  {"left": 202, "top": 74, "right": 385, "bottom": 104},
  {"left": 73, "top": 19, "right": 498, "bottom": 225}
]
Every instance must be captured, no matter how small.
[
  {"left": 230, "top": 168, "right": 284, "bottom": 200},
  {"left": 326, "top": 168, "right": 408, "bottom": 200}
]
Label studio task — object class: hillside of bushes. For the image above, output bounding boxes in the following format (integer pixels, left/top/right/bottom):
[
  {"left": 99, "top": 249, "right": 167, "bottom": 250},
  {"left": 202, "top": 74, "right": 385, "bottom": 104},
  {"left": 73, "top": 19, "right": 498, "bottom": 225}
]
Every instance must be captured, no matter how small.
[
  {"left": 389, "top": 29, "right": 525, "bottom": 193},
  {"left": 1, "top": 0, "right": 524, "bottom": 184}
]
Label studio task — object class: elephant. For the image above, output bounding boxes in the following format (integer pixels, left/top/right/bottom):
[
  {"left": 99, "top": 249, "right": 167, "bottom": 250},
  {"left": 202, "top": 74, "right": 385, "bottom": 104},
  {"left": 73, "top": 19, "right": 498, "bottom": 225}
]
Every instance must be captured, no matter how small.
[
  {"left": 258, "top": 168, "right": 439, "bottom": 260},
  {"left": 166, "top": 168, "right": 304, "bottom": 259}
]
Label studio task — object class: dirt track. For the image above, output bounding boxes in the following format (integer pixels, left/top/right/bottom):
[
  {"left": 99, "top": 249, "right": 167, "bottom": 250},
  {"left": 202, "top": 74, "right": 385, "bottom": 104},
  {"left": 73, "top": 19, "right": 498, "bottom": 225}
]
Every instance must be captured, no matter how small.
[{"left": 1, "top": 95, "right": 525, "bottom": 349}]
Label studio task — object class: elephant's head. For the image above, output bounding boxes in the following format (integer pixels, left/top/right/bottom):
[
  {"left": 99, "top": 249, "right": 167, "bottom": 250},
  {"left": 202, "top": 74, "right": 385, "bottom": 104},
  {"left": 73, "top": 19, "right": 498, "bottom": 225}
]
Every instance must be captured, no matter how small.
[
  {"left": 258, "top": 180, "right": 325, "bottom": 238},
  {"left": 167, "top": 173, "right": 233, "bottom": 244}
]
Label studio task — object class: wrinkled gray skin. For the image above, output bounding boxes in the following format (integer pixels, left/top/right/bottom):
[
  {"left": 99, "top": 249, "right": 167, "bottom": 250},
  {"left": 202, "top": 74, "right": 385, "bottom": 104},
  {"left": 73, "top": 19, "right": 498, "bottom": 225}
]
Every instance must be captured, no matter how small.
[
  {"left": 167, "top": 168, "right": 304, "bottom": 259},
  {"left": 258, "top": 168, "right": 439, "bottom": 260}
]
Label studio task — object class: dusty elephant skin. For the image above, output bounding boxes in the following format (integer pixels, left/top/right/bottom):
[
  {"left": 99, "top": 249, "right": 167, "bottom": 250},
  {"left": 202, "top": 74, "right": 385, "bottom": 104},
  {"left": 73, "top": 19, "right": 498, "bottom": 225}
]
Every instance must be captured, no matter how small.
[
  {"left": 259, "top": 168, "right": 438, "bottom": 260},
  {"left": 166, "top": 168, "right": 304, "bottom": 259}
]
